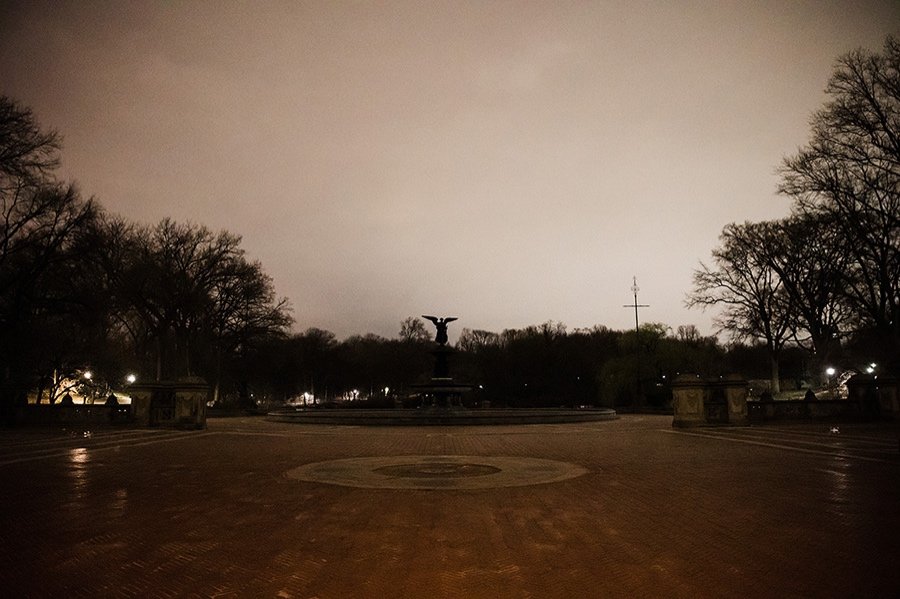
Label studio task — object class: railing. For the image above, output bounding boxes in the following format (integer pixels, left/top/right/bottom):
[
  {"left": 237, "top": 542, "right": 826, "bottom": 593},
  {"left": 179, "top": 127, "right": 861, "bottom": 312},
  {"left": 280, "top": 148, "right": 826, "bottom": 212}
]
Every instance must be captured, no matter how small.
[
  {"left": 747, "top": 399, "right": 867, "bottom": 422},
  {"left": 17, "top": 404, "right": 134, "bottom": 426}
]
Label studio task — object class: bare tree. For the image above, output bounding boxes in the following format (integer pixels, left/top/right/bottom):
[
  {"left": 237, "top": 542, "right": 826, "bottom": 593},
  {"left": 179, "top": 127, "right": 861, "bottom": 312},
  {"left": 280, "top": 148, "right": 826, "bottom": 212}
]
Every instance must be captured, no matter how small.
[
  {"left": 780, "top": 36, "right": 900, "bottom": 371},
  {"left": 0, "top": 98, "right": 99, "bottom": 421},
  {"left": 688, "top": 222, "right": 792, "bottom": 393},
  {"left": 0, "top": 96, "right": 60, "bottom": 184},
  {"left": 398, "top": 316, "right": 430, "bottom": 343},
  {"left": 457, "top": 328, "right": 501, "bottom": 353},
  {"left": 753, "top": 214, "right": 851, "bottom": 366},
  {"left": 114, "top": 219, "right": 291, "bottom": 382},
  {"left": 675, "top": 325, "right": 703, "bottom": 343}
]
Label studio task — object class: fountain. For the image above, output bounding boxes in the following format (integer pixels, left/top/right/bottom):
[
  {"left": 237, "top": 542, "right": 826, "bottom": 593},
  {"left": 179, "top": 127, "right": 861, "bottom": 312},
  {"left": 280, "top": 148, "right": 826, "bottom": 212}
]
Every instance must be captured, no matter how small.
[
  {"left": 268, "top": 316, "right": 616, "bottom": 425},
  {"left": 411, "top": 316, "right": 473, "bottom": 408}
]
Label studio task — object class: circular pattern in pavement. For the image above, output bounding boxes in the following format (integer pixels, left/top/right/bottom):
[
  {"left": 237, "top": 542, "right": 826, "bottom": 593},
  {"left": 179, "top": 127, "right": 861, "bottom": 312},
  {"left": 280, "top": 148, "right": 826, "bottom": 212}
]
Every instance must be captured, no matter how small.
[{"left": 285, "top": 455, "right": 588, "bottom": 489}]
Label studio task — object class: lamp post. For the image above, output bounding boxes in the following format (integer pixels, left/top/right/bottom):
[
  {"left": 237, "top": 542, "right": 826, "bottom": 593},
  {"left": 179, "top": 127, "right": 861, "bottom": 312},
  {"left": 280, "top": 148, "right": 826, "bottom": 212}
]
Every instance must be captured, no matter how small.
[
  {"left": 83, "top": 370, "right": 94, "bottom": 404},
  {"left": 825, "top": 367, "right": 836, "bottom": 399}
]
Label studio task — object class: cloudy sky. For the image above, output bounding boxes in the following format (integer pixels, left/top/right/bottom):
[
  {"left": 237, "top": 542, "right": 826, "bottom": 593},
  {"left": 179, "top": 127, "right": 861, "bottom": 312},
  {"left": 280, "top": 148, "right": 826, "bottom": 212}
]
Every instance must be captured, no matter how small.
[{"left": 2, "top": 1, "right": 898, "bottom": 341}]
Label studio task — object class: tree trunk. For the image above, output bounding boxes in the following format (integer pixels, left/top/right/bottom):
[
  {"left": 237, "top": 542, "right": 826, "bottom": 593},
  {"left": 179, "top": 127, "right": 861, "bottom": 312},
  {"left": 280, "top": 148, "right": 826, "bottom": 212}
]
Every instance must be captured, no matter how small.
[
  {"left": 212, "top": 346, "right": 222, "bottom": 406},
  {"left": 184, "top": 333, "right": 192, "bottom": 378},
  {"left": 770, "top": 354, "right": 781, "bottom": 396},
  {"left": 0, "top": 362, "right": 28, "bottom": 426}
]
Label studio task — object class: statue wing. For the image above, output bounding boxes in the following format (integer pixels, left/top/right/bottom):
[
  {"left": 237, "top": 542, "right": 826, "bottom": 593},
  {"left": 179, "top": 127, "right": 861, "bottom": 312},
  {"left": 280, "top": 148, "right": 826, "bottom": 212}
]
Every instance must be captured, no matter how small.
[
  {"left": 444, "top": 317, "right": 458, "bottom": 323},
  {"left": 422, "top": 315, "right": 439, "bottom": 324}
]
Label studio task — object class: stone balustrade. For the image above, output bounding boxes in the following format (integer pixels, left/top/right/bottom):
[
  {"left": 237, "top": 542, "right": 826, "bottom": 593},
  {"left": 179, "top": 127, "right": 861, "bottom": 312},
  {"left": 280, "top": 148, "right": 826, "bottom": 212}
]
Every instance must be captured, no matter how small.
[
  {"left": 671, "top": 374, "right": 749, "bottom": 428},
  {"left": 129, "top": 378, "right": 209, "bottom": 429}
]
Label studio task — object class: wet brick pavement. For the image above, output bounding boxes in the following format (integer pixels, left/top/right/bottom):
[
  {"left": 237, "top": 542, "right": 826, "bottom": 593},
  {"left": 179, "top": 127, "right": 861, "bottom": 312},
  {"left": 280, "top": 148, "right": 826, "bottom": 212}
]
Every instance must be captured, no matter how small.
[{"left": 0, "top": 415, "right": 898, "bottom": 598}]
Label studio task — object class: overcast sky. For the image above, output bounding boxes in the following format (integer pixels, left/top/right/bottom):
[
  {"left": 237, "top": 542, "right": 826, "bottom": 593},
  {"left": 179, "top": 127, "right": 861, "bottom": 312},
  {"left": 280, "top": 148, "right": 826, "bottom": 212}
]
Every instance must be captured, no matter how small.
[{"left": 2, "top": 1, "right": 898, "bottom": 341}]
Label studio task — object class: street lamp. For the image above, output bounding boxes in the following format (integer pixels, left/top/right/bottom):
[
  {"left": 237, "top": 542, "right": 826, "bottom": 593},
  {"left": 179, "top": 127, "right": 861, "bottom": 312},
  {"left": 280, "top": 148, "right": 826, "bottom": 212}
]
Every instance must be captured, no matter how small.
[
  {"left": 83, "top": 370, "right": 93, "bottom": 404},
  {"left": 126, "top": 373, "right": 137, "bottom": 384},
  {"left": 825, "top": 367, "right": 836, "bottom": 400}
]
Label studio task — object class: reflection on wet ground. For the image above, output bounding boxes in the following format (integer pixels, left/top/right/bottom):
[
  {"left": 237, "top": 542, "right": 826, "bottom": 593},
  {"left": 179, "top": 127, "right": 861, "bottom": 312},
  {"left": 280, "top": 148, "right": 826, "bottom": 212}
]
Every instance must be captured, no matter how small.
[
  {"left": 66, "top": 447, "right": 90, "bottom": 507},
  {"left": 0, "top": 417, "right": 897, "bottom": 598}
]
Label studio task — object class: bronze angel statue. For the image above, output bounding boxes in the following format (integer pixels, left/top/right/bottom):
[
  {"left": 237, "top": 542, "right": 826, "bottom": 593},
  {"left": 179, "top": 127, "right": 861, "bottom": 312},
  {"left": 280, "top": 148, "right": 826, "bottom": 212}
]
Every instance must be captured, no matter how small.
[{"left": 422, "top": 315, "right": 457, "bottom": 346}]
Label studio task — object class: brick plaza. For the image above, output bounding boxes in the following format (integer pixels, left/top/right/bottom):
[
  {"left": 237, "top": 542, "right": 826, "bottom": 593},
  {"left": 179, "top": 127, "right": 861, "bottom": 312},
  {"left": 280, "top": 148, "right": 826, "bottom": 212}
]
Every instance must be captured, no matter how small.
[{"left": 1, "top": 415, "right": 898, "bottom": 598}]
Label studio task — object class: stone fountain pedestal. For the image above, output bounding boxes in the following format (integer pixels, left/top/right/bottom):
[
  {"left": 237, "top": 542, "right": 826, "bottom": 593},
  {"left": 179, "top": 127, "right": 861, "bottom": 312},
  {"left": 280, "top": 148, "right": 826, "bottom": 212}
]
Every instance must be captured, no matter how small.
[
  {"left": 412, "top": 345, "right": 473, "bottom": 408},
  {"left": 129, "top": 378, "right": 209, "bottom": 429}
]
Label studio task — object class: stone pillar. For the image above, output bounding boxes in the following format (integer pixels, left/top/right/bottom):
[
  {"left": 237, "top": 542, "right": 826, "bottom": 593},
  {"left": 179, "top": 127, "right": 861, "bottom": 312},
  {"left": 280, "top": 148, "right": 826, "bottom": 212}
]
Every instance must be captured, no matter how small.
[
  {"left": 129, "top": 386, "right": 153, "bottom": 426},
  {"left": 128, "top": 380, "right": 209, "bottom": 429},
  {"left": 847, "top": 374, "right": 879, "bottom": 417},
  {"left": 431, "top": 346, "right": 451, "bottom": 378},
  {"left": 875, "top": 376, "right": 899, "bottom": 420},
  {"left": 671, "top": 374, "right": 705, "bottom": 428},
  {"left": 722, "top": 374, "right": 749, "bottom": 425},
  {"left": 174, "top": 379, "right": 209, "bottom": 429}
]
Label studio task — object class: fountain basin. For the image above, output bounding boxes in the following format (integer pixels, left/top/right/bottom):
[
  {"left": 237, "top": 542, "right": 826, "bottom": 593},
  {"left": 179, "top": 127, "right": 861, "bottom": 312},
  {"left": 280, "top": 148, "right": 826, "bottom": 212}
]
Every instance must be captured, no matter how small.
[{"left": 267, "top": 407, "right": 617, "bottom": 426}]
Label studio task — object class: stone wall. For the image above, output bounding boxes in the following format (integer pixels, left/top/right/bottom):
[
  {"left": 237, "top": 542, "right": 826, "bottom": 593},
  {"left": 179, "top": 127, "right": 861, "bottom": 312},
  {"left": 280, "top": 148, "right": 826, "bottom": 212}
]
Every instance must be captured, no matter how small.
[
  {"left": 671, "top": 374, "right": 748, "bottom": 428},
  {"left": 743, "top": 373, "right": 898, "bottom": 422},
  {"left": 129, "top": 379, "right": 209, "bottom": 429},
  {"left": 674, "top": 373, "right": 898, "bottom": 427},
  {"left": 16, "top": 404, "right": 133, "bottom": 426},
  {"left": 747, "top": 399, "right": 866, "bottom": 422},
  {"left": 847, "top": 374, "right": 899, "bottom": 420}
]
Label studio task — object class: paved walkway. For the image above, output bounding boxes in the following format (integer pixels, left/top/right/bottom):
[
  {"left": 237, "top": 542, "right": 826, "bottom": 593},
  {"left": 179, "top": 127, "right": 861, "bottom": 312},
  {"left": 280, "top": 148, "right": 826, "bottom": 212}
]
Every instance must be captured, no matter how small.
[{"left": 0, "top": 416, "right": 897, "bottom": 598}]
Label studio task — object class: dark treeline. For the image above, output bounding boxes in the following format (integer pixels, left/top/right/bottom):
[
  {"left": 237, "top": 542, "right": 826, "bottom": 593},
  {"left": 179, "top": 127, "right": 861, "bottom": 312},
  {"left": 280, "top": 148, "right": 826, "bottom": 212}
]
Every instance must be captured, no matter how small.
[
  {"left": 0, "top": 96, "right": 291, "bottom": 423},
  {"left": 238, "top": 320, "right": 813, "bottom": 410}
]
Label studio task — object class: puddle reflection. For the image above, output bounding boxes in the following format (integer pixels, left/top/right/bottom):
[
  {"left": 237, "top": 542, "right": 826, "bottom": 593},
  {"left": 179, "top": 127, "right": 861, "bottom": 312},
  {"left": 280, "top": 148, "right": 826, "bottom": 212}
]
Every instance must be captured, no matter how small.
[
  {"left": 823, "top": 459, "right": 852, "bottom": 514},
  {"left": 111, "top": 487, "right": 128, "bottom": 512},
  {"left": 67, "top": 447, "right": 90, "bottom": 505}
]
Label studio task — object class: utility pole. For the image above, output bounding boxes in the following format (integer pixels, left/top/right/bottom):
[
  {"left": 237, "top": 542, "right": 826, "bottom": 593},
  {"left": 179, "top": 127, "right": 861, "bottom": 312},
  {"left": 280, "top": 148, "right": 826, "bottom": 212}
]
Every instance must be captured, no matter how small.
[
  {"left": 623, "top": 276, "right": 649, "bottom": 333},
  {"left": 623, "top": 277, "right": 650, "bottom": 411}
]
